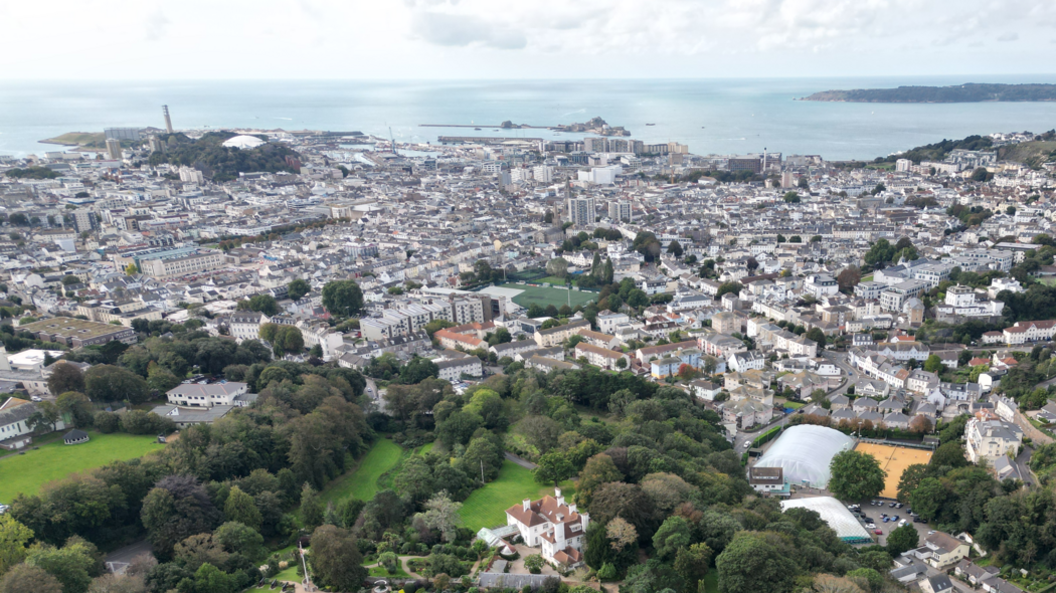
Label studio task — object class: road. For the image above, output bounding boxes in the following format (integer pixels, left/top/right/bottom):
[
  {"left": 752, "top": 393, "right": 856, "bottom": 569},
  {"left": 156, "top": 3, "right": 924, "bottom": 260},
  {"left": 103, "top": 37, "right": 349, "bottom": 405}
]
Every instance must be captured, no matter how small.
[
  {"left": 365, "top": 377, "right": 386, "bottom": 412},
  {"left": 1015, "top": 445, "right": 1036, "bottom": 487},
  {"left": 733, "top": 402, "right": 825, "bottom": 452}
]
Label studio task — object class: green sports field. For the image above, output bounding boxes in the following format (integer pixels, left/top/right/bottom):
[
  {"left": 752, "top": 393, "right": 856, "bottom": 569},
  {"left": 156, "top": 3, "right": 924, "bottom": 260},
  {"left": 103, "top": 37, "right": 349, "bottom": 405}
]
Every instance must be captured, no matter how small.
[
  {"left": 509, "top": 285, "right": 597, "bottom": 310},
  {"left": 0, "top": 431, "right": 164, "bottom": 502},
  {"left": 458, "top": 460, "right": 576, "bottom": 531}
]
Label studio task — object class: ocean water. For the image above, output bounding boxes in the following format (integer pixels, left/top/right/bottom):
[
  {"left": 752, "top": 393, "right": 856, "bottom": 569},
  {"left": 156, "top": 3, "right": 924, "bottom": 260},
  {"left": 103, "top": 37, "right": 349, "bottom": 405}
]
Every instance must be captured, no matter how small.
[{"left": 2, "top": 77, "right": 1056, "bottom": 161}]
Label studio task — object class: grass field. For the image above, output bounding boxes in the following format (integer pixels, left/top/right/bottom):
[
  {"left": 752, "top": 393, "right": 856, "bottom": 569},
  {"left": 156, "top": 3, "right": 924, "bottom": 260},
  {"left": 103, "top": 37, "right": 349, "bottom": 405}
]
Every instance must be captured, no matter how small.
[
  {"left": 539, "top": 276, "right": 572, "bottom": 286},
  {"left": 458, "top": 461, "right": 576, "bottom": 531},
  {"left": 315, "top": 439, "right": 403, "bottom": 508},
  {"left": 855, "top": 442, "right": 933, "bottom": 499},
  {"left": 0, "top": 431, "right": 164, "bottom": 502},
  {"left": 509, "top": 284, "right": 597, "bottom": 310},
  {"left": 701, "top": 572, "right": 719, "bottom": 593}
]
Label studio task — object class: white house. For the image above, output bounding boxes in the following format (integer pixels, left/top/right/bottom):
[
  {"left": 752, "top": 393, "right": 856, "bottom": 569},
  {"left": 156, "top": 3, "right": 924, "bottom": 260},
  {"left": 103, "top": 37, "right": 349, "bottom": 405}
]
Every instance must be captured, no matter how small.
[
  {"left": 166, "top": 382, "right": 252, "bottom": 408},
  {"left": 0, "top": 398, "right": 66, "bottom": 450},
  {"left": 505, "top": 488, "right": 589, "bottom": 568},
  {"left": 965, "top": 418, "right": 1023, "bottom": 465}
]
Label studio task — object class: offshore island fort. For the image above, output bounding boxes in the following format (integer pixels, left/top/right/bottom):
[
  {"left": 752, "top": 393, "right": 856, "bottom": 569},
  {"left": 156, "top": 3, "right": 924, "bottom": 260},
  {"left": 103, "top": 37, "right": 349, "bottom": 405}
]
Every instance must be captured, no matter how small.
[{"left": 421, "top": 115, "right": 631, "bottom": 136}]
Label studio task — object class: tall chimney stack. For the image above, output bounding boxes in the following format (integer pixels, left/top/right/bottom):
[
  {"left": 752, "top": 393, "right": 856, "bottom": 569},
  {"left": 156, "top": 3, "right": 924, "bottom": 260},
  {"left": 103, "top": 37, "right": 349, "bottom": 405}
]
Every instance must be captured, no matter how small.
[{"left": 163, "top": 105, "right": 173, "bottom": 134}]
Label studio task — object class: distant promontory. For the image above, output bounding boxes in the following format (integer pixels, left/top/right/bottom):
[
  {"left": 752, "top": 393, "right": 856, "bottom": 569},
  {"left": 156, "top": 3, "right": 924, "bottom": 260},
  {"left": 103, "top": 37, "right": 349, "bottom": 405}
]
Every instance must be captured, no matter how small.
[{"left": 802, "top": 83, "right": 1056, "bottom": 103}]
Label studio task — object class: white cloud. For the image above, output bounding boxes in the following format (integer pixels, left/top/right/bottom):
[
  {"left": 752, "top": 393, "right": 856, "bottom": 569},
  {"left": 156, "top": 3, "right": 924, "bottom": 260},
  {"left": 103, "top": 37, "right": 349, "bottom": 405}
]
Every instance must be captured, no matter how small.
[{"left": 0, "top": 0, "right": 1054, "bottom": 78}]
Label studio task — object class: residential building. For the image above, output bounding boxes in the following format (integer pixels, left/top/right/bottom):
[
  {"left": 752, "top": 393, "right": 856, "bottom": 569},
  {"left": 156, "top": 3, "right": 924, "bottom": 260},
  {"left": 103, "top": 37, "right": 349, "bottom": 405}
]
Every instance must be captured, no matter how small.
[{"left": 505, "top": 489, "right": 589, "bottom": 568}]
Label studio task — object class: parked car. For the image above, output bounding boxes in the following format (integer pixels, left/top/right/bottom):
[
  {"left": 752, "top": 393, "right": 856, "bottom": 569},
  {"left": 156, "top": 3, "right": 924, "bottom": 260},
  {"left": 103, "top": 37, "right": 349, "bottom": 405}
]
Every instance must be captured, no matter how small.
[
  {"left": 893, "top": 515, "right": 899, "bottom": 521},
  {"left": 898, "top": 519, "right": 907, "bottom": 527},
  {"left": 866, "top": 523, "right": 876, "bottom": 529},
  {"left": 889, "top": 502, "right": 897, "bottom": 507},
  {"left": 882, "top": 517, "right": 889, "bottom": 523},
  {"left": 928, "top": 531, "right": 936, "bottom": 535},
  {"left": 914, "top": 517, "right": 926, "bottom": 523},
  {"left": 896, "top": 503, "right": 903, "bottom": 509},
  {"left": 874, "top": 529, "right": 883, "bottom": 535},
  {"left": 0, "top": 504, "right": 8, "bottom": 514},
  {"left": 30, "top": 396, "right": 43, "bottom": 402}
]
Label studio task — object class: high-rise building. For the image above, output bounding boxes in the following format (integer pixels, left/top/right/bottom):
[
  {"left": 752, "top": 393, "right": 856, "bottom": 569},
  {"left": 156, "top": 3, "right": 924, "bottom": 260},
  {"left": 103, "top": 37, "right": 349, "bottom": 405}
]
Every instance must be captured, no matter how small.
[
  {"left": 781, "top": 171, "right": 795, "bottom": 188},
  {"left": 668, "top": 142, "right": 689, "bottom": 154},
  {"left": 533, "top": 165, "right": 553, "bottom": 182},
  {"left": 608, "top": 201, "right": 633, "bottom": 222},
  {"left": 72, "top": 209, "right": 97, "bottom": 233},
  {"left": 105, "top": 138, "right": 122, "bottom": 160},
  {"left": 148, "top": 136, "right": 165, "bottom": 153},
  {"left": 896, "top": 159, "right": 912, "bottom": 172},
  {"left": 179, "top": 166, "right": 204, "bottom": 184},
  {"left": 163, "top": 105, "right": 173, "bottom": 134},
  {"left": 567, "top": 197, "right": 595, "bottom": 226}
]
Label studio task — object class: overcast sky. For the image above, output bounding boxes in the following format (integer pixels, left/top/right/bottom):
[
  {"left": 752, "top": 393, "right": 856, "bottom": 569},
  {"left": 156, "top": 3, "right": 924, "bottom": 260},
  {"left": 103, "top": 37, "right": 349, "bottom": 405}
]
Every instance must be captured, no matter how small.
[{"left": 3, "top": 0, "right": 1055, "bottom": 80}]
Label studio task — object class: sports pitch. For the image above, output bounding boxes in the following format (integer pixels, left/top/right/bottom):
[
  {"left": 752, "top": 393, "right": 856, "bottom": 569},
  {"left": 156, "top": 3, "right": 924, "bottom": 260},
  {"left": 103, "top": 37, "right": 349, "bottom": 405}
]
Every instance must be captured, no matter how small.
[
  {"left": 854, "top": 442, "right": 933, "bottom": 499},
  {"left": 497, "top": 284, "right": 598, "bottom": 309}
]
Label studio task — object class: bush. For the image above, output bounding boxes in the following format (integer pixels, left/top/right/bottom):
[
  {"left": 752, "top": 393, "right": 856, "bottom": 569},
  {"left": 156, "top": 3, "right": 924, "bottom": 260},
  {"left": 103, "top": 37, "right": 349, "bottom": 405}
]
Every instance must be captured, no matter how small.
[
  {"left": 120, "top": 410, "right": 175, "bottom": 435},
  {"left": 94, "top": 411, "right": 120, "bottom": 433},
  {"left": 524, "top": 554, "right": 545, "bottom": 574}
]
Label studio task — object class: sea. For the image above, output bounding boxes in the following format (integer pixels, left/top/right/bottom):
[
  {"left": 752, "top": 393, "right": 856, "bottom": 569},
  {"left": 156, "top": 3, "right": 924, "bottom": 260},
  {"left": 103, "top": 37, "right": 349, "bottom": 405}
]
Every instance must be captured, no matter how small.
[{"left": 1, "top": 76, "right": 1056, "bottom": 161}]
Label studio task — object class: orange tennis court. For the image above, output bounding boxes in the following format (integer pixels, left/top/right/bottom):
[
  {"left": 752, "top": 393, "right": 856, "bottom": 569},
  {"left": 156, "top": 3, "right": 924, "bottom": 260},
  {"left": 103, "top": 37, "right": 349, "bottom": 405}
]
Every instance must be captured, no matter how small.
[{"left": 854, "top": 442, "right": 933, "bottom": 499}]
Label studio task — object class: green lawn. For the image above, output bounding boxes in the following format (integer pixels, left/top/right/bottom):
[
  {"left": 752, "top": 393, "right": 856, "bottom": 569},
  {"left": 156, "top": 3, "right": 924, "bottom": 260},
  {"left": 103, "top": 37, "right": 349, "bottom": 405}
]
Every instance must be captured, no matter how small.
[
  {"left": 369, "top": 564, "right": 411, "bottom": 578},
  {"left": 0, "top": 431, "right": 164, "bottom": 502},
  {"left": 417, "top": 442, "right": 435, "bottom": 455},
  {"left": 701, "top": 572, "right": 719, "bottom": 593},
  {"left": 539, "top": 276, "right": 572, "bottom": 286},
  {"left": 315, "top": 439, "right": 403, "bottom": 507},
  {"left": 508, "top": 284, "right": 597, "bottom": 310},
  {"left": 459, "top": 460, "right": 576, "bottom": 531},
  {"left": 248, "top": 566, "right": 301, "bottom": 591}
]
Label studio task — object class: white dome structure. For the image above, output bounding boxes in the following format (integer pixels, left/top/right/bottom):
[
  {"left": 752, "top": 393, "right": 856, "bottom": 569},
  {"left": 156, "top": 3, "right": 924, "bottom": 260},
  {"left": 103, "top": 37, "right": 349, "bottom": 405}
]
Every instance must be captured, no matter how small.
[
  {"left": 753, "top": 425, "right": 855, "bottom": 488},
  {"left": 222, "top": 135, "right": 266, "bottom": 149}
]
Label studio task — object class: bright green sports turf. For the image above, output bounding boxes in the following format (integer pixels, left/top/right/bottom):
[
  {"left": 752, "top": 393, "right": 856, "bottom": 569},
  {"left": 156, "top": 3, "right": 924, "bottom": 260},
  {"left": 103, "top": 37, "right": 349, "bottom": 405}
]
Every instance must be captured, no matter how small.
[
  {"left": 0, "top": 431, "right": 164, "bottom": 502},
  {"left": 316, "top": 438, "right": 403, "bottom": 507},
  {"left": 509, "top": 284, "right": 597, "bottom": 310},
  {"left": 458, "top": 460, "right": 577, "bottom": 531}
]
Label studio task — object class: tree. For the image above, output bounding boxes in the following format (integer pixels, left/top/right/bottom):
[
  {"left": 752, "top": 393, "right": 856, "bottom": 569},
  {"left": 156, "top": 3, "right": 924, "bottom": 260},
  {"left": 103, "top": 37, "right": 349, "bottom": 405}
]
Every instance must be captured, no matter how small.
[
  {"left": 192, "top": 563, "right": 234, "bottom": 593},
  {"left": 417, "top": 493, "right": 462, "bottom": 543},
  {"left": 836, "top": 267, "right": 861, "bottom": 293},
  {"left": 309, "top": 525, "right": 366, "bottom": 592},
  {"left": 84, "top": 365, "right": 150, "bottom": 404},
  {"left": 47, "top": 362, "right": 85, "bottom": 396},
  {"left": 300, "top": 484, "right": 324, "bottom": 530},
  {"left": 321, "top": 279, "right": 364, "bottom": 318},
  {"left": 546, "top": 257, "right": 570, "bottom": 279},
  {"left": 524, "top": 554, "right": 545, "bottom": 574},
  {"left": 605, "top": 517, "right": 638, "bottom": 551},
  {"left": 0, "top": 514, "right": 33, "bottom": 575},
  {"left": 0, "top": 564, "right": 62, "bottom": 593},
  {"left": 715, "top": 282, "right": 743, "bottom": 300},
  {"left": 652, "top": 516, "right": 692, "bottom": 560},
  {"left": 576, "top": 453, "right": 623, "bottom": 507},
  {"left": 908, "top": 477, "right": 946, "bottom": 521},
  {"left": 828, "top": 450, "right": 886, "bottom": 501},
  {"left": 287, "top": 279, "right": 310, "bottom": 301},
  {"left": 923, "top": 354, "right": 943, "bottom": 373},
  {"left": 140, "top": 475, "right": 223, "bottom": 558},
  {"left": 667, "top": 240, "right": 683, "bottom": 257},
  {"left": 26, "top": 541, "right": 95, "bottom": 593},
  {"left": 213, "top": 521, "right": 263, "bottom": 561},
  {"left": 886, "top": 524, "right": 919, "bottom": 557},
  {"left": 805, "top": 327, "right": 826, "bottom": 346},
  {"left": 237, "top": 294, "right": 279, "bottom": 316},
  {"left": 783, "top": 191, "right": 801, "bottom": 203},
  {"left": 931, "top": 441, "right": 968, "bottom": 469},
  {"left": 534, "top": 452, "right": 574, "bottom": 486},
  {"left": 223, "top": 486, "right": 262, "bottom": 530},
  {"left": 715, "top": 532, "right": 796, "bottom": 593},
  {"left": 146, "top": 363, "right": 181, "bottom": 394},
  {"left": 790, "top": 235, "right": 802, "bottom": 243},
  {"left": 896, "top": 464, "right": 930, "bottom": 503},
  {"left": 673, "top": 543, "right": 712, "bottom": 591}
]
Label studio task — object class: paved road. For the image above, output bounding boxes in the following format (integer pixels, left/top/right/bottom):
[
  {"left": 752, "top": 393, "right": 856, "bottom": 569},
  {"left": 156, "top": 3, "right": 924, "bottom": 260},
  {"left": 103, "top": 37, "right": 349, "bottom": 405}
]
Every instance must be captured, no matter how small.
[
  {"left": 1015, "top": 445, "right": 1036, "bottom": 486},
  {"left": 365, "top": 377, "right": 386, "bottom": 412},
  {"left": 733, "top": 402, "right": 825, "bottom": 452}
]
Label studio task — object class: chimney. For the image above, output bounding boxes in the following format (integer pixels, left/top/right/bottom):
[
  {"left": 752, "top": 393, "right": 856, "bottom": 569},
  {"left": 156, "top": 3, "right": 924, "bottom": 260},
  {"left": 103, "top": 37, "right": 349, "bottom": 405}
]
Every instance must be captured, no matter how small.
[
  {"left": 568, "top": 503, "right": 577, "bottom": 514},
  {"left": 581, "top": 512, "right": 590, "bottom": 534},
  {"left": 522, "top": 498, "right": 531, "bottom": 512},
  {"left": 555, "top": 487, "right": 563, "bottom": 506}
]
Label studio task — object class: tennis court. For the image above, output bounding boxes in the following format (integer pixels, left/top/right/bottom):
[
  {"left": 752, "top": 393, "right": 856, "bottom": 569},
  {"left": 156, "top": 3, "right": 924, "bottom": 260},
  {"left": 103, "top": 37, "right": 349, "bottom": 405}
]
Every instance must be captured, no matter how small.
[{"left": 854, "top": 442, "right": 933, "bottom": 499}]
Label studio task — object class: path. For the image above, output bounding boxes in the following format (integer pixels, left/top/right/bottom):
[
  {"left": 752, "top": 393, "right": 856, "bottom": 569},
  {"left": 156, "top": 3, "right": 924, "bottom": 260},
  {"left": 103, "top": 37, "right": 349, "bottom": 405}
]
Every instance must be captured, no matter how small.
[
  {"left": 103, "top": 539, "right": 152, "bottom": 574},
  {"left": 505, "top": 452, "right": 537, "bottom": 470}
]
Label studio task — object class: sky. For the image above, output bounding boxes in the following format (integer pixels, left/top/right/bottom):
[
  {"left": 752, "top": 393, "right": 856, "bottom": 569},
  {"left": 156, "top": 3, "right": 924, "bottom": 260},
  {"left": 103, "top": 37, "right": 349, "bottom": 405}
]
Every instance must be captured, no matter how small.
[{"left": 2, "top": 0, "right": 1056, "bottom": 80}]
